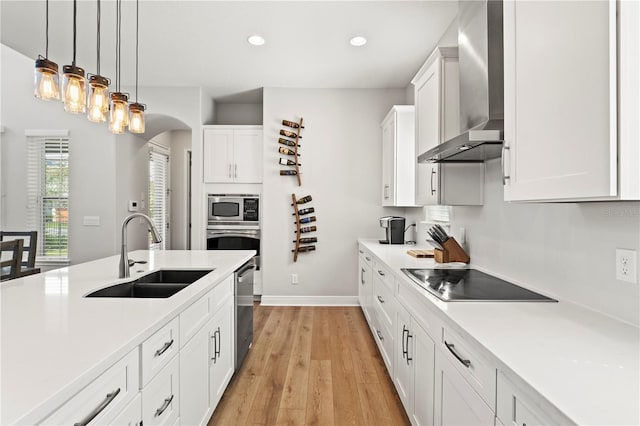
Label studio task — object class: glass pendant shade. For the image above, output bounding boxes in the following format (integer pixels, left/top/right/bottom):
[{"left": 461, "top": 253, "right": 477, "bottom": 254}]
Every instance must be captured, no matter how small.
[
  {"left": 34, "top": 57, "right": 60, "bottom": 100},
  {"left": 128, "top": 102, "right": 145, "bottom": 134},
  {"left": 109, "top": 92, "right": 129, "bottom": 134},
  {"left": 87, "top": 75, "right": 110, "bottom": 122},
  {"left": 62, "top": 65, "right": 86, "bottom": 113}
]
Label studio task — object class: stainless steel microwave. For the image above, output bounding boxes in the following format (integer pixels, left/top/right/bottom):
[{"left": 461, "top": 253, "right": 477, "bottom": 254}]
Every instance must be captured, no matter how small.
[{"left": 207, "top": 194, "right": 259, "bottom": 223}]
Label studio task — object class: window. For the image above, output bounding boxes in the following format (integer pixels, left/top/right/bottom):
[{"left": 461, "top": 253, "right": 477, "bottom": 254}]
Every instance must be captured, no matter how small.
[
  {"left": 26, "top": 133, "right": 70, "bottom": 261},
  {"left": 149, "top": 146, "right": 169, "bottom": 250}
]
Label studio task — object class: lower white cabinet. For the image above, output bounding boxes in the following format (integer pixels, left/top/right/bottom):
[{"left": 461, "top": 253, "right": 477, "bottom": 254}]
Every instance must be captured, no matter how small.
[
  {"left": 179, "top": 325, "right": 211, "bottom": 426},
  {"left": 434, "top": 346, "right": 494, "bottom": 426},
  {"left": 395, "top": 304, "right": 436, "bottom": 426},
  {"left": 209, "top": 295, "right": 235, "bottom": 409},
  {"left": 142, "top": 354, "right": 180, "bottom": 426},
  {"left": 358, "top": 247, "right": 373, "bottom": 324}
]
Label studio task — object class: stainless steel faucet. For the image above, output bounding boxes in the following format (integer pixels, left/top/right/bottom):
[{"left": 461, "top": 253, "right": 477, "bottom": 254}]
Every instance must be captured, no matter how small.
[{"left": 119, "top": 213, "right": 162, "bottom": 278}]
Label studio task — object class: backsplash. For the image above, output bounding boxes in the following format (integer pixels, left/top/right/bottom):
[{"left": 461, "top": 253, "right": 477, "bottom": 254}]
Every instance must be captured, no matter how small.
[{"left": 447, "top": 159, "right": 640, "bottom": 326}]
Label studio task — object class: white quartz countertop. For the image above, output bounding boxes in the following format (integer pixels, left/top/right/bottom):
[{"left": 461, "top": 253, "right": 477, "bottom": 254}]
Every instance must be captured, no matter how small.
[
  {"left": 0, "top": 249, "right": 254, "bottom": 425},
  {"left": 359, "top": 239, "right": 640, "bottom": 426}
]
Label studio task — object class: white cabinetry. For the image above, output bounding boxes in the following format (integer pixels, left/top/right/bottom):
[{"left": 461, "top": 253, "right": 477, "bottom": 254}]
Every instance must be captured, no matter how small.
[
  {"left": 381, "top": 106, "right": 416, "bottom": 206},
  {"left": 358, "top": 245, "right": 373, "bottom": 324},
  {"left": 203, "top": 126, "right": 263, "bottom": 183},
  {"left": 412, "top": 47, "right": 483, "bottom": 206},
  {"left": 395, "top": 305, "right": 436, "bottom": 426},
  {"left": 179, "top": 324, "right": 210, "bottom": 426},
  {"left": 503, "top": 0, "right": 639, "bottom": 201},
  {"left": 110, "top": 393, "right": 142, "bottom": 426},
  {"left": 142, "top": 354, "right": 180, "bottom": 426}
]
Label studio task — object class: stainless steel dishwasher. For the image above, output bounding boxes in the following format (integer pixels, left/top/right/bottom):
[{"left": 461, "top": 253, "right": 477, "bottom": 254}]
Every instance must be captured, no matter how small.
[{"left": 234, "top": 260, "right": 255, "bottom": 370}]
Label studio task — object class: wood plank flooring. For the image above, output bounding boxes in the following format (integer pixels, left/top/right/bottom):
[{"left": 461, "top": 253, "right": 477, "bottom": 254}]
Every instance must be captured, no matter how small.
[{"left": 208, "top": 305, "right": 409, "bottom": 426}]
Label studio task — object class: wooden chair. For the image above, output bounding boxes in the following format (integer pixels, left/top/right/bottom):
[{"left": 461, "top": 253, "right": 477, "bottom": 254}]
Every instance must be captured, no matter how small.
[
  {"left": 0, "top": 231, "right": 40, "bottom": 277},
  {"left": 0, "top": 239, "right": 24, "bottom": 281}
]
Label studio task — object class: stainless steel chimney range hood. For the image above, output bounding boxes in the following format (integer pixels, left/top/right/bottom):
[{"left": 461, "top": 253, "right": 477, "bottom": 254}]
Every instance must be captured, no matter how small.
[{"left": 419, "top": 0, "right": 504, "bottom": 163}]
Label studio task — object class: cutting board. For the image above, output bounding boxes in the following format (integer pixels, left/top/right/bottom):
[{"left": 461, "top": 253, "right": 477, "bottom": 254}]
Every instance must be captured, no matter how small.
[{"left": 407, "top": 249, "right": 434, "bottom": 258}]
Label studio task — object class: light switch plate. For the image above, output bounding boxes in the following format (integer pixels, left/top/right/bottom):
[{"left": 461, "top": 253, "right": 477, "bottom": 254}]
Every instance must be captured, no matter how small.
[{"left": 616, "top": 249, "right": 637, "bottom": 284}]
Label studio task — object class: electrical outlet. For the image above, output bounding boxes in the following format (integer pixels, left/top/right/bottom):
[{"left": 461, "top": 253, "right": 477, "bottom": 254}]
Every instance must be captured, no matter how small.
[
  {"left": 291, "top": 274, "right": 299, "bottom": 285},
  {"left": 616, "top": 249, "right": 637, "bottom": 284},
  {"left": 459, "top": 227, "right": 466, "bottom": 245}
]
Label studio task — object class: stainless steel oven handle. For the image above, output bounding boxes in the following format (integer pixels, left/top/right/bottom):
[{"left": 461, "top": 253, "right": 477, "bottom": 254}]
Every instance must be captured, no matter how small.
[{"left": 207, "top": 230, "right": 260, "bottom": 238}]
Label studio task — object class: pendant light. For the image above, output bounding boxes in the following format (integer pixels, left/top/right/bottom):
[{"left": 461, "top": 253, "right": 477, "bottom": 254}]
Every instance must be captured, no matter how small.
[
  {"left": 87, "top": 0, "right": 110, "bottom": 122},
  {"left": 34, "top": 0, "right": 60, "bottom": 100},
  {"left": 128, "top": 0, "right": 146, "bottom": 134},
  {"left": 61, "top": 0, "right": 86, "bottom": 113},
  {"left": 109, "top": 0, "right": 128, "bottom": 134}
]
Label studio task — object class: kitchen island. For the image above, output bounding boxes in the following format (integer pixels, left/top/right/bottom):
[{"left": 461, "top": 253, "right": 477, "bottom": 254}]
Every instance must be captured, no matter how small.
[
  {"left": 358, "top": 239, "right": 639, "bottom": 426},
  {"left": 0, "top": 249, "right": 254, "bottom": 425}
]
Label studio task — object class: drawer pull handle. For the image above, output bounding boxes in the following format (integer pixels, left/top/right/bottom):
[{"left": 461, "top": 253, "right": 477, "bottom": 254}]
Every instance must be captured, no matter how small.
[
  {"left": 215, "top": 327, "right": 221, "bottom": 359},
  {"left": 377, "top": 295, "right": 385, "bottom": 303},
  {"left": 361, "top": 268, "right": 365, "bottom": 285},
  {"left": 376, "top": 329, "right": 384, "bottom": 341},
  {"left": 402, "top": 326, "right": 408, "bottom": 359},
  {"left": 155, "top": 394, "right": 174, "bottom": 417},
  {"left": 365, "top": 256, "right": 371, "bottom": 261},
  {"left": 444, "top": 341, "right": 471, "bottom": 368},
  {"left": 73, "top": 388, "right": 121, "bottom": 426},
  {"left": 359, "top": 250, "right": 364, "bottom": 254},
  {"left": 155, "top": 339, "right": 174, "bottom": 357},
  {"left": 377, "top": 270, "right": 385, "bottom": 276}
]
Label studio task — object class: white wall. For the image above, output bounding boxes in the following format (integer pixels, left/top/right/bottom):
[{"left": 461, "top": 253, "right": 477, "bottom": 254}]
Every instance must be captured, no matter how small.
[{"left": 261, "top": 87, "right": 407, "bottom": 302}]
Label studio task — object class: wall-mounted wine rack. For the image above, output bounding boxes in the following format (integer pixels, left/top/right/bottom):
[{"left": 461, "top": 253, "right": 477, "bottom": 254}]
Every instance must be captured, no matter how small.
[
  {"left": 279, "top": 118, "right": 304, "bottom": 186},
  {"left": 291, "top": 193, "right": 316, "bottom": 262}
]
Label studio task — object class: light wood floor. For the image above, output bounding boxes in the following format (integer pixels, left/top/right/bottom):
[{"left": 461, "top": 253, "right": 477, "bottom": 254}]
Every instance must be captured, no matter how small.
[{"left": 208, "top": 305, "right": 410, "bottom": 426}]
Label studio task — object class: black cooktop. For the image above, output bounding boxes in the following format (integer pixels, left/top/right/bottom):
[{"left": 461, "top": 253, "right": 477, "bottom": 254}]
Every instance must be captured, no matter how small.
[{"left": 401, "top": 268, "right": 556, "bottom": 302}]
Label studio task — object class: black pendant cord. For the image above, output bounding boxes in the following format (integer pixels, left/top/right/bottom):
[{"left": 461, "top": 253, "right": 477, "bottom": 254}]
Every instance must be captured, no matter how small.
[
  {"left": 135, "top": 0, "right": 139, "bottom": 102},
  {"left": 96, "top": 0, "right": 101, "bottom": 75},
  {"left": 118, "top": 0, "right": 122, "bottom": 92},
  {"left": 114, "top": 0, "right": 120, "bottom": 91},
  {"left": 45, "top": 0, "right": 49, "bottom": 58},
  {"left": 72, "top": 0, "right": 77, "bottom": 67}
]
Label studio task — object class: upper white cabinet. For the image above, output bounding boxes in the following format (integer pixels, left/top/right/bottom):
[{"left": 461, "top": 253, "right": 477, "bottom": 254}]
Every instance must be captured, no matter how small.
[
  {"left": 381, "top": 106, "right": 416, "bottom": 206},
  {"left": 412, "top": 47, "right": 483, "bottom": 206},
  {"left": 203, "top": 126, "right": 263, "bottom": 183},
  {"left": 503, "top": 0, "right": 639, "bottom": 201}
]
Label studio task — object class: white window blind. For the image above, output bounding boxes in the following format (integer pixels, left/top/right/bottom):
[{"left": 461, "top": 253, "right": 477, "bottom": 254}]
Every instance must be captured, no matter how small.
[
  {"left": 149, "top": 149, "right": 169, "bottom": 250},
  {"left": 26, "top": 136, "right": 70, "bottom": 260}
]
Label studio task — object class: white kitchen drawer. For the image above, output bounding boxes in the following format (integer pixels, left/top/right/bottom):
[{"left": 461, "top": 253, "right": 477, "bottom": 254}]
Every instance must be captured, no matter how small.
[
  {"left": 373, "top": 260, "right": 394, "bottom": 292},
  {"left": 142, "top": 354, "right": 180, "bottom": 426},
  {"left": 108, "top": 392, "right": 142, "bottom": 426},
  {"left": 41, "top": 347, "right": 139, "bottom": 425},
  {"left": 179, "top": 291, "right": 212, "bottom": 348},
  {"left": 211, "top": 275, "right": 233, "bottom": 313},
  {"left": 371, "top": 308, "right": 394, "bottom": 372},
  {"left": 358, "top": 246, "right": 373, "bottom": 266},
  {"left": 141, "top": 317, "right": 180, "bottom": 387},
  {"left": 496, "top": 370, "right": 574, "bottom": 426},
  {"left": 373, "top": 275, "right": 396, "bottom": 330},
  {"left": 441, "top": 325, "right": 496, "bottom": 409}
]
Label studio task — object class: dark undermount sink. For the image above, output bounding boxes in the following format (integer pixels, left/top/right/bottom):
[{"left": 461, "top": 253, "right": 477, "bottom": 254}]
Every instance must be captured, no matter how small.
[{"left": 86, "top": 269, "right": 214, "bottom": 298}]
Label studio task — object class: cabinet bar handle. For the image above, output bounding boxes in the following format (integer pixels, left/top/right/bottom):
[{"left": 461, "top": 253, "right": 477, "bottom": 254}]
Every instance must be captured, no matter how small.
[
  {"left": 376, "top": 329, "right": 384, "bottom": 341},
  {"left": 359, "top": 250, "right": 364, "bottom": 254},
  {"left": 365, "top": 256, "right": 371, "bottom": 261},
  {"left": 377, "top": 295, "right": 385, "bottom": 303},
  {"left": 444, "top": 341, "right": 471, "bottom": 368},
  {"left": 234, "top": 164, "right": 238, "bottom": 178},
  {"left": 430, "top": 168, "right": 437, "bottom": 195},
  {"left": 402, "top": 326, "right": 408, "bottom": 359},
  {"left": 361, "top": 268, "right": 365, "bottom": 285},
  {"left": 406, "top": 332, "right": 413, "bottom": 364},
  {"left": 502, "top": 145, "right": 510, "bottom": 185},
  {"left": 155, "top": 394, "right": 174, "bottom": 417},
  {"left": 73, "top": 388, "right": 121, "bottom": 426},
  {"left": 377, "top": 270, "right": 385, "bottom": 277},
  {"left": 211, "top": 333, "right": 218, "bottom": 362},
  {"left": 215, "top": 327, "right": 221, "bottom": 358},
  {"left": 154, "top": 339, "right": 174, "bottom": 357},
  {"left": 228, "top": 164, "right": 232, "bottom": 178}
]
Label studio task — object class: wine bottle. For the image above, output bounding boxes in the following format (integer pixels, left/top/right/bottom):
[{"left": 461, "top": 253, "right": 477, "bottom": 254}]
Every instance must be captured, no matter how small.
[
  {"left": 292, "top": 207, "right": 315, "bottom": 216},
  {"left": 278, "top": 147, "right": 299, "bottom": 156},
  {"left": 280, "top": 129, "right": 302, "bottom": 139},
  {"left": 278, "top": 138, "right": 300, "bottom": 148},
  {"left": 293, "top": 245, "right": 316, "bottom": 253},
  {"left": 279, "top": 158, "right": 301, "bottom": 166},
  {"left": 280, "top": 170, "right": 298, "bottom": 176},
  {"left": 282, "top": 119, "right": 304, "bottom": 129},
  {"left": 295, "top": 216, "right": 316, "bottom": 224},
  {"left": 293, "top": 237, "right": 317, "bottom": 244},
  {"left": 296, "top": 225, "right": 317, "bottom": 233},
  {"left": 295, "top": 195, "right": 312, "bottom": 204}
]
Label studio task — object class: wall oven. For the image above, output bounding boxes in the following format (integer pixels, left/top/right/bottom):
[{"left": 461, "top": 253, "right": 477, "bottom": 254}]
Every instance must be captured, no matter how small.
[{"left": 206, "top": 194, "right": 260, "bottom": 270}]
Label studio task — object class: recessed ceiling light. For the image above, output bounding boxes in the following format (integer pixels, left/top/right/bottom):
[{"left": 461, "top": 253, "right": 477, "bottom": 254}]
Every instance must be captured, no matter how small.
[
  {"left": 350, "top": 36, "right": 367, "bottom": 47},
  {"left": 247, "top": 35, "right": 265, "bottom": 46}
]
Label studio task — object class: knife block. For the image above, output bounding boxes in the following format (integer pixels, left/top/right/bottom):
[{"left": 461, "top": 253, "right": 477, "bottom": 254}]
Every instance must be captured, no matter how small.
[{"left": 434, "top": 237, "right": 470, "bottom": 264}]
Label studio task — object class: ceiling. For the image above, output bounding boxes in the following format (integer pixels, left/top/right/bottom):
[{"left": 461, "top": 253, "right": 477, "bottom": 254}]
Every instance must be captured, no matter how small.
[{"left": 1, "top": 1, "right": 458, "bottom": 97}]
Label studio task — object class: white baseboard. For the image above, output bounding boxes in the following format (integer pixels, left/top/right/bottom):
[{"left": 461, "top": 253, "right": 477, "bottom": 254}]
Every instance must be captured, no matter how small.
[{"left": 260, "top": 295, "right": 359, "bottom": 306}]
